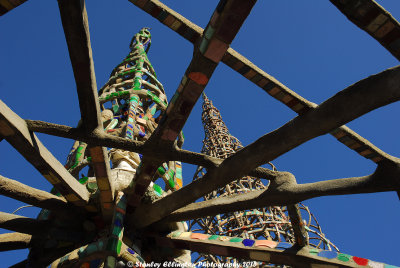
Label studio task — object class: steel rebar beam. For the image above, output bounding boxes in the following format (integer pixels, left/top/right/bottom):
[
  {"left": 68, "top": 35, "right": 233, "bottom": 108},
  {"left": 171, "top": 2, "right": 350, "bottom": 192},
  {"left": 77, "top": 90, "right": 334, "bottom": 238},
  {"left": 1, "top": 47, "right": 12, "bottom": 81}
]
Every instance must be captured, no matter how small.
[
  {"left": 58, "top": 0, "right": 114, "bottom": 219},
  {"left": 0, "top": 0, "right": 28, "bottom": 16},
  {"left": 0, "top": 175, "right": 70, "bottom": 212},
  {"left": 0, "top": 212, "right": 50, "bottom": 235},
  {"left": 132, "top": 65, "right": 400, "bottom": 228},
  {"left": 0, "top": 100, "right": 89, "bottom": 206},
  {"left": 151, "top": 233, "right": 365, "bottom": 267},
  {"left": 129, "top": 0, "right": 395, "bottom": 164},
  {"left": 330, "top": 0, "right": 400, "bottom": 61},
  {"left": 126, "top": 0, "right": 257, "bottom": 207},
  {"left": 0, "top": 232, "right": 31, "bottom": 251}
]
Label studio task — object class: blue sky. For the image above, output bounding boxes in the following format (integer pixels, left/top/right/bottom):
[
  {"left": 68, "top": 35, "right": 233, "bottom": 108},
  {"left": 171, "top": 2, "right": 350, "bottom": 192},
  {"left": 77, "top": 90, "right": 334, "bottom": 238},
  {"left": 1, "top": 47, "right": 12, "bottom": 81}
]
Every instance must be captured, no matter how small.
[{"left": 1, "top": 0, "right": 400, "bottom": 266}]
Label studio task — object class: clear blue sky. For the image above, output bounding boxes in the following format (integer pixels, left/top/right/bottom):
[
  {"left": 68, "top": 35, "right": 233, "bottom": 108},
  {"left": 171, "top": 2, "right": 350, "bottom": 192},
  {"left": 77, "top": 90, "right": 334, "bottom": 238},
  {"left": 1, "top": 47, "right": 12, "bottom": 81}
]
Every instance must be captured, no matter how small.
[{"left": 1, "top": 0, "right": 400, "bottom": 266}]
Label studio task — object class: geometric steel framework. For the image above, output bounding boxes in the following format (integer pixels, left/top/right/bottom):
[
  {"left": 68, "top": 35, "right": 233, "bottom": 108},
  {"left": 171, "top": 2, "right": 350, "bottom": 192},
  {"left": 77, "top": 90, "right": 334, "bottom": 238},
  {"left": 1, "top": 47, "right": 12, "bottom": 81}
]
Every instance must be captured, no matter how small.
[
  {"left": 189, "top": 94, "right": 338, "bottom": 266},
  {"left": 0, "top": 0, "right": 400, "bottom": 267}
]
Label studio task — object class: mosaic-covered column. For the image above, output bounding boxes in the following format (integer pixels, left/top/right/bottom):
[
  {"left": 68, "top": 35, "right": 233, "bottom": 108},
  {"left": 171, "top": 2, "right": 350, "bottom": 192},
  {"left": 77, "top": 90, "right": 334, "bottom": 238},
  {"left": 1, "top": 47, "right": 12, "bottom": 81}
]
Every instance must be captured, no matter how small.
[{"left": 189, "top": 93, "right": 338, "bottom": 266}]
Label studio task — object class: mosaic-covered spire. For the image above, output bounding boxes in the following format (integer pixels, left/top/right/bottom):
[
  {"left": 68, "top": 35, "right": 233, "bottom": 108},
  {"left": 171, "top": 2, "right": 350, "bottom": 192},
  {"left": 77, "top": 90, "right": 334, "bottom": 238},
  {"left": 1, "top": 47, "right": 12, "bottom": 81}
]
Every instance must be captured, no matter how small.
[
  {"left": 99, "top": 28, "right": 182, "bottom": 194},
  {"left": 29, "top": 28, "right": 188, "bottom": 268},
  {"left": 190, "top": 93, "right": 338, "bottom": 266},
  {"left": 2, "top": 0, "right": 400, "bottom": 266}
]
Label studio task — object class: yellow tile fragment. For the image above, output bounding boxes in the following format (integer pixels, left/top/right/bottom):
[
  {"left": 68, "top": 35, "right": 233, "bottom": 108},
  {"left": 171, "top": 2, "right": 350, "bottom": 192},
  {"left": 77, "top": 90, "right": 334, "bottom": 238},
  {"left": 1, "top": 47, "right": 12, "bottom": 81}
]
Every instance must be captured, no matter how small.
[
  {"left": 366, "top": 14, "right": 388, "bottom": 33},
  {"left": 171, "top": 20, "right": 182, "bottom": 31}
]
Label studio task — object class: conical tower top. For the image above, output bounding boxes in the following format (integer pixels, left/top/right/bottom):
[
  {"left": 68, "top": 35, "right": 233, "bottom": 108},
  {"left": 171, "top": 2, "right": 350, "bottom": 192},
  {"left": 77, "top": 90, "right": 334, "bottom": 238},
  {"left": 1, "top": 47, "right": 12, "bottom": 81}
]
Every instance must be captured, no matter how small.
[
  {"left": 200, "top": 93, "right": 242, "bottom": 159},
  {"left": 129, "top": 27, "right": 152, "bottom": 51}
]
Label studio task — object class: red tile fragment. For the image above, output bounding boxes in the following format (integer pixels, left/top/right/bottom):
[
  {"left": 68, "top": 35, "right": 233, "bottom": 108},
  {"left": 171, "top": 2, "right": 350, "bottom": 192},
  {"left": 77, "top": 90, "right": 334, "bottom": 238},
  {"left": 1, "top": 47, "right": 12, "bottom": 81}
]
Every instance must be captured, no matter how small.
[
  {"left": 353, "top": 256, "right": 369, "bottom": 266},
  {"left": 188, "top": 72, "right": 209, "bottom": 85}
]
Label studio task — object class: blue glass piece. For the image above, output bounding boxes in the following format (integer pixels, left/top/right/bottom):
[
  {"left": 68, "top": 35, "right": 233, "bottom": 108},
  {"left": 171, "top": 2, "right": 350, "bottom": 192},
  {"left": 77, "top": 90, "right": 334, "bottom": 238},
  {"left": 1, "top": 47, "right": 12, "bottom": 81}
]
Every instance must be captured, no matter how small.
[
  {"left": 242, "top": 239, "right": 255, "bottom": 247},
  {"left": 114, "top": 219, "right": 122, "bottom": 227}
]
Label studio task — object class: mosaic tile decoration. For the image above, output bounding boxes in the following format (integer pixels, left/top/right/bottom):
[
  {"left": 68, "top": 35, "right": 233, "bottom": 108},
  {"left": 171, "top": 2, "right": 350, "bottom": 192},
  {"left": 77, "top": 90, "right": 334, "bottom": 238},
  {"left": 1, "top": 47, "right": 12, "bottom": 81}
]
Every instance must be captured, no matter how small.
[
  {"left": 152, "top": 0, "right": 256, "bottom": 145},
  {"left": 159, "top": 231, "right": 399, "bottom": 268},
  {"left": 88, "top": 146, "right": 114, "bottom": 220},
  {"left": 129, "top": 0, "right": 393, "bottom": 164},
  {"left": 51, "top": 192, "right": 147, "bottom": 267},
  {"left": 98, "top": 28, "right": 173, "bottom": 208},
  {"left": 189, "top": 94, "right": 337, "bottom": 265},
  {"left": 330, "top": 0, "right": 400, "bottom": 60},
  {"left": 1, "top": 0, "right": 399, "bottom": 267}
]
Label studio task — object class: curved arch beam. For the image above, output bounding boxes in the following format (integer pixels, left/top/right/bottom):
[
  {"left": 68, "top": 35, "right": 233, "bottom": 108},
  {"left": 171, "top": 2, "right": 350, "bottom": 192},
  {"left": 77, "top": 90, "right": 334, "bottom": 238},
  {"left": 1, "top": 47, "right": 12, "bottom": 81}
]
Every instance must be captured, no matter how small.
[
  {"left": 0, "top": 232, "right": 31, "bottom": 251},
  {"left": 132, "top": 65, "right": 400, "bottom": 228},
  {"left": 0, "top": 175, "right": 70, "bottom": 212}
]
